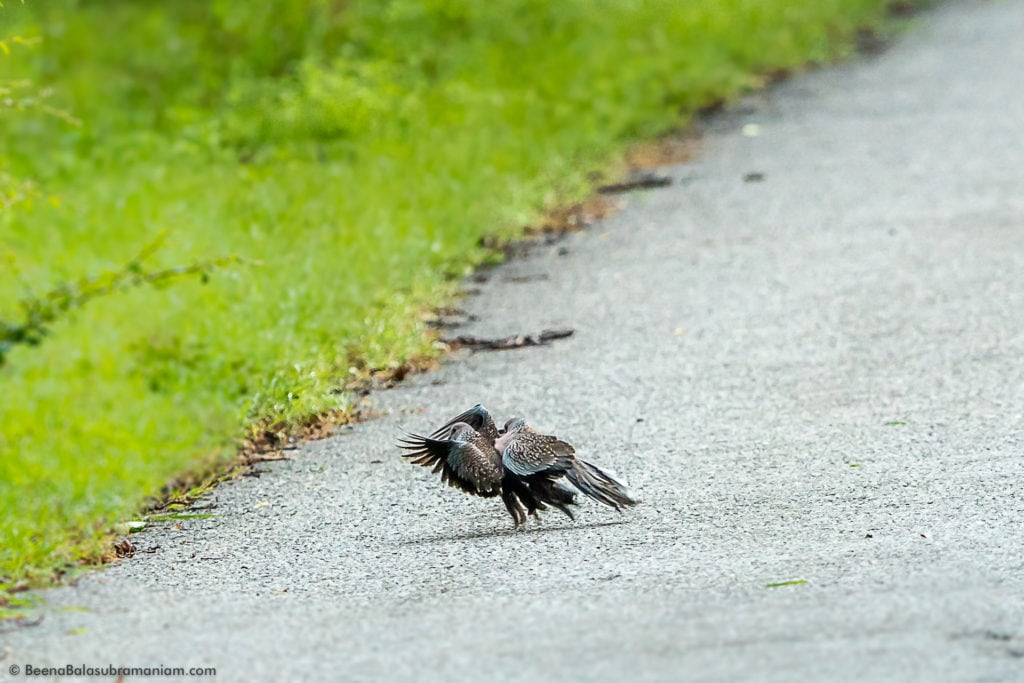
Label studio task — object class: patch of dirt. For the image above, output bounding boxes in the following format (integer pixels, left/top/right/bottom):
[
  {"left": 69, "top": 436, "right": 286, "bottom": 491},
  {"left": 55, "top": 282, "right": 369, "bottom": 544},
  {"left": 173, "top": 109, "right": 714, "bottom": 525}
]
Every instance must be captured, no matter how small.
[{"left": 624, "top": 135, "right": 696, "bottom": 168}]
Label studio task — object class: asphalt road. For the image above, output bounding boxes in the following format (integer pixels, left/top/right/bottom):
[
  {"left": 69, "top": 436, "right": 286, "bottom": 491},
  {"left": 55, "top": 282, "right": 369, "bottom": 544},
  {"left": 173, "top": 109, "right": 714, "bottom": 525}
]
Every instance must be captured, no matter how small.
[{"left": 4, "top": 2, "right": 1024, "bottom": 681}]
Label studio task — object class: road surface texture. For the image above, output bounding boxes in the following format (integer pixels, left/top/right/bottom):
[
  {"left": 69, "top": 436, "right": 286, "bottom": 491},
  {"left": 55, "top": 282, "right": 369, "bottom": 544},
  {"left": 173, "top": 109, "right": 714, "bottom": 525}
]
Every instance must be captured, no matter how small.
[{"left": 4, "top": 1, "right": 1024, "bottom": 681}]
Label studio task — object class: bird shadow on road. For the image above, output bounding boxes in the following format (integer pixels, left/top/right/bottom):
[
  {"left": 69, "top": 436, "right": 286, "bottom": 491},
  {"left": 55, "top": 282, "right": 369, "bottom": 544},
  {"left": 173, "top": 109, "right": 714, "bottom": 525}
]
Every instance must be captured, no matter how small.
[{"left": 400, "top": 518, "right": 630, "bottom": 545}]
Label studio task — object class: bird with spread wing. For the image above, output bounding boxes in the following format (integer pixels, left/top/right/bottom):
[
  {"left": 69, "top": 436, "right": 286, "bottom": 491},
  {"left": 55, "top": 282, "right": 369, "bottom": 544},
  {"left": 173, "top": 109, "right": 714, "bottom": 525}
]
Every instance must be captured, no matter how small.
[{"left": 398, "top": 404, "right": 637, "bottom": 527}]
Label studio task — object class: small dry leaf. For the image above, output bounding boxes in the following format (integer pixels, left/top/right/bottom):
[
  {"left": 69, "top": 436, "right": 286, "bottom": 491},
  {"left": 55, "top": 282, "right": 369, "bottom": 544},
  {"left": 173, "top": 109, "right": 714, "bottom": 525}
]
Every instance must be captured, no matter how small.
[{"left": 113, "top": 538, "right": 137, "bottom": 559}]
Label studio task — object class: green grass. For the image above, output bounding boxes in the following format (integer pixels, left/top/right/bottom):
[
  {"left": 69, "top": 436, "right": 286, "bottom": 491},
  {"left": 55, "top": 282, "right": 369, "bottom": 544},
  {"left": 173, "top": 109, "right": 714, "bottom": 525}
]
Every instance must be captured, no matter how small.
[
  {"left": 1, "top": 0, "right": 901, "bottom": 585},
  {"left": 146, "top": 513, "right": 216, "bottom": 522}
]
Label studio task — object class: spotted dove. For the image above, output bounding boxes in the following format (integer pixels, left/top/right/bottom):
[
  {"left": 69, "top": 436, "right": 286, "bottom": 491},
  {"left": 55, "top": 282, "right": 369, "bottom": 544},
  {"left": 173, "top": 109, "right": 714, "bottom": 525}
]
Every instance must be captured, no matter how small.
[{"left": 399, "top": 404, "right": 637, "bottom": 527}]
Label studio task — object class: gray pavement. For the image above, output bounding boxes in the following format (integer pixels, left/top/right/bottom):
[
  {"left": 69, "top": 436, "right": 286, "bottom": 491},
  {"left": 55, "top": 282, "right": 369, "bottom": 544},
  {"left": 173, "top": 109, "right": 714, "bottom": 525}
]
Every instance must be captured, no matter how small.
[{"left": 4, "top": 1, "right": 1024, "bottom": 680}]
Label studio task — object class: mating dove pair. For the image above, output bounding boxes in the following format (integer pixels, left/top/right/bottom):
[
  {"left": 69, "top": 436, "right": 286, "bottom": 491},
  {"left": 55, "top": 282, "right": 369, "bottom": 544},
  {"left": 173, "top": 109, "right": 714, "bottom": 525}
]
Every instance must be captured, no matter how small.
[{"left": 399, "top": 405, "right": 637, "bottom": 527}]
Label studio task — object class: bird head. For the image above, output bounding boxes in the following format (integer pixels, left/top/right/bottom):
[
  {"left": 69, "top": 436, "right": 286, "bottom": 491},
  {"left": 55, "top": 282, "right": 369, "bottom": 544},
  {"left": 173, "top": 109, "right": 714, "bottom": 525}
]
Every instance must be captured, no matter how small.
[
  {"left": 448, "top": 421, "right": 476, "bottom": 441},
  {"left": 502, "top": 417, "right": 528, "bottom": 434}
]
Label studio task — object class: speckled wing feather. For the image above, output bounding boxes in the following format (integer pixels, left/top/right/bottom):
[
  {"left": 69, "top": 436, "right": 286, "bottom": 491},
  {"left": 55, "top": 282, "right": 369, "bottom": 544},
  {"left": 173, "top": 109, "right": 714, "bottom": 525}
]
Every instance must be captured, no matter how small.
[
  {"left": 398, "top": 430, "right": 503, "bottom": 497},
  {"left": 498, "top": 430, "right": 576, "bottom": 477},
  {"left": 428, "top": 404, "right": 501, "bottom": 444}
]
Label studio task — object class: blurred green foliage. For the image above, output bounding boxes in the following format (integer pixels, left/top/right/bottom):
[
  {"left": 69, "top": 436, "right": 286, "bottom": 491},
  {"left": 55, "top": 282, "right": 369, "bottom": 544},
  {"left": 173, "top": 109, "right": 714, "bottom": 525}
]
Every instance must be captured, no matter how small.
[{"left": 1, "top": 0, "right": 895, "bottom": 583}]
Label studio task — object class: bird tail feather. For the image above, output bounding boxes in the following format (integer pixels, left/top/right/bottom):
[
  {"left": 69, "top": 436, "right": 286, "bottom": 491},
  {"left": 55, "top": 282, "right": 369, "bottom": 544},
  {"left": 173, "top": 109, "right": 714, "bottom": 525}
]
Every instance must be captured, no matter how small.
[{"left": 565, "top": 459, "right": 637, "bottom": 511}]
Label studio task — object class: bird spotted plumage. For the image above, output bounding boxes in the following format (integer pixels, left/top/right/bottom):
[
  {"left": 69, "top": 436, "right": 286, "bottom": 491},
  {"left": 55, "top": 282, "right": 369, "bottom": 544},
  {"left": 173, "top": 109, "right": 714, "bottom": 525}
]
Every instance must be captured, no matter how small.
[
  {"left": 397, "top": 422, "right": 502, "bottom": 497},
  {"left": 399, "top": 404, "right": 637, "bottom": 528}
]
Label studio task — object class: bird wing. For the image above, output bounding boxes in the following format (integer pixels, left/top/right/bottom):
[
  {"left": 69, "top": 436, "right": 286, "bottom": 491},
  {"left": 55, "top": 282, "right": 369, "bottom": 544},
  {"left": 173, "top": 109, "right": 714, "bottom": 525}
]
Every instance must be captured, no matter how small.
[
  {"left": 499, "top": 430, "right": 576, "bottom": 477},
  {"left": 429, "top": 404, "right": 501, "bottom": 444},
  {"left": 398, "top": 431, "right": 503, "bottom": 496}
]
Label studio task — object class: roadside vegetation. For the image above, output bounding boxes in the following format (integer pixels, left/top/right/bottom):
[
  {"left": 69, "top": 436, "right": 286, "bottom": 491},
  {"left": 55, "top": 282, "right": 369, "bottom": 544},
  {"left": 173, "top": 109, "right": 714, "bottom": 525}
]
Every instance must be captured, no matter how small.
[{"left": 1, "top": 0, "right": 902, "bottom": 588}]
